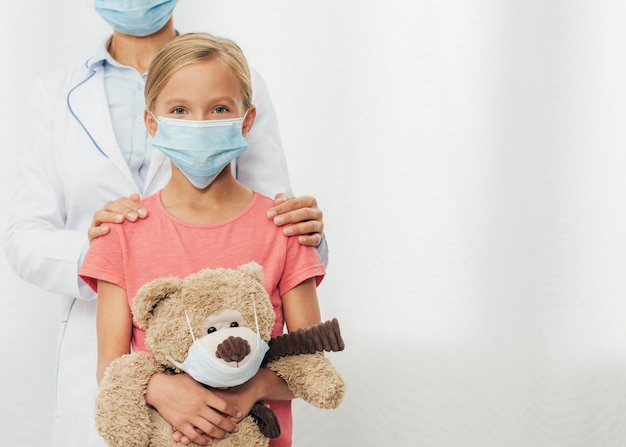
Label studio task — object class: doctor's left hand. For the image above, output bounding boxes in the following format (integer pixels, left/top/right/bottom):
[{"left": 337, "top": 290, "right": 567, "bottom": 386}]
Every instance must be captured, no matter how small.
[
  {"left": 88, "top": 193, "right": 148, "bottom": 243},
  {"left": 267, "top": 193, "right": 324, "bottom": 247}
]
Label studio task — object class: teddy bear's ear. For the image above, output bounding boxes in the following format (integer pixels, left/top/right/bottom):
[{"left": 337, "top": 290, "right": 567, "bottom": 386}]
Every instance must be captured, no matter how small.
[
  {"left": 238, "top": 261, "right": 264, "bottom": 283},
  {"left": 132, "top": 277, "right": 182, "bottom": 330}
]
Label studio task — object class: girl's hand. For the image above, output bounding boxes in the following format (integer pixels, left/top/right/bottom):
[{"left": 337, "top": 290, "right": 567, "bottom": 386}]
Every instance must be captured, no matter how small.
[
  {"left": 174, "top": 368, "right": 295, "bottom": 445},
  {"left": 267, "top": 193, "right": 324, "bottom": 247},
  {"left": 145, "top": 373, "right": 242, "bottom": 446},
  {"left": 88, "top": 193, "right": 148, "bottom": 243},
  {"left": 213, "top": 367, "right": 293, "bottom": 414}
]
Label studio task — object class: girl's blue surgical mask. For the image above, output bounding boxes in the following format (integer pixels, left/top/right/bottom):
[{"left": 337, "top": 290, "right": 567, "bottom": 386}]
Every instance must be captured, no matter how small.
[
  {"left": 94, "top": 0, "right": 179, "bottom": 37},
  {"left": 150, "top": 113, "right": 249, "bottom": 189}
]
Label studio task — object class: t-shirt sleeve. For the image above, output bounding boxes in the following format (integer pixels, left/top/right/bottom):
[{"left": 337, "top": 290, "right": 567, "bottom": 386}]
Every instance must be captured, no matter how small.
[
  {"left": 78, "top": 224, "right": 126, "bottom": 293},
  {"left": 278, "top": 234, "right": 326, "bottom": 297}
]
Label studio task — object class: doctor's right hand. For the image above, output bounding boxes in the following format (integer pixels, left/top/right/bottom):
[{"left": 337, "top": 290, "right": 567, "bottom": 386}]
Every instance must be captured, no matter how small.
[{"left": 88, "top": 193, "right": 148, "bottom": 243}]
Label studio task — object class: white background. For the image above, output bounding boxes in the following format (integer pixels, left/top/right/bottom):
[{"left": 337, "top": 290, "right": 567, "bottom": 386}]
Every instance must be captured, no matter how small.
[{"left": 2, "top": 1, "right": 626, "bottom": 446}]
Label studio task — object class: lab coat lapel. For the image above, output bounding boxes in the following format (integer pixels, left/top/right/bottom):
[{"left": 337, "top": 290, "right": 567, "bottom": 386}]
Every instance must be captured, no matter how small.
[
  {"left": 144, "top": 148, "right": 169, "bottom": 194},
  {"left": 68, "top": 69, "right": 138, "bottom": 189}
]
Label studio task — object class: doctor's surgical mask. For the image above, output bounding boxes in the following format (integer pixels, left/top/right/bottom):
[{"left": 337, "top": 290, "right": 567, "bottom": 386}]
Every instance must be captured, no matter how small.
[
  {"left": 150, "top": 112, "right": 249, "bottom": 189},
  {"left": 94, "top": 0, "right": 179, "bottom": 37},
  {"left": 169, "top": 309, "right": 270, "bottom": 388}
]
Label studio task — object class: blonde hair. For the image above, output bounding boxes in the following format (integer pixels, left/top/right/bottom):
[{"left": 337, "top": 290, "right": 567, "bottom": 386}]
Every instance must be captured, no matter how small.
[{"left": 145, "top": 32, "right": 252, "bottom": 111}]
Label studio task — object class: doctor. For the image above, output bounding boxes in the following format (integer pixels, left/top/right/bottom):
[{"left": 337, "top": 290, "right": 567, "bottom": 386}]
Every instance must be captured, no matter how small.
[{"left": 3, "top": 2, "right": 328, "bottom": 447}]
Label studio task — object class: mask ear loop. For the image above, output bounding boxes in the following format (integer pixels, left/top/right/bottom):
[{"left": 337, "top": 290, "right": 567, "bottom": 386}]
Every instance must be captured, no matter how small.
[
  {"left": 167, "top": 310, "right": 197, "bottom": 371},
  {"left": 252, "top": 298, "right": 259, "bottom": 334},
  {"left": 184, "top": 310, "right": 197, "bottom": 343},
  {"left": 251, "top": 297, "right": 261, "bottom": 335},
  {"left": 150, "top": 111, "right": 161, "bottom": 129},
  {"left": 240, "top": 109, "right": 250, "bottom": 134}
]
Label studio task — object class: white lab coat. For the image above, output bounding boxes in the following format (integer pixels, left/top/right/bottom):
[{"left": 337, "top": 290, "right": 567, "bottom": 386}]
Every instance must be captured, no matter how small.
[{"left": 3, "top": 56, "right": 293, "bottom": 447}]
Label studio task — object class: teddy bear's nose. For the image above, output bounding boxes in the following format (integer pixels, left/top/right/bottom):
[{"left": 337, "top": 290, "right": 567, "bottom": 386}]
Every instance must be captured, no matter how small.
[{"left": 215, "top": 336, "right": 251, "bottom": 364}]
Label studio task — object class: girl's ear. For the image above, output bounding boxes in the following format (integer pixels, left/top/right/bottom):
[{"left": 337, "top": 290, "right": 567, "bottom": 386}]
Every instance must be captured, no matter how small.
[
  {"left": 242, "top": 105, "right": 256, "bottom": 137},
  {"left": 144, "top": 108, "right": 158, "bottom": 136}
]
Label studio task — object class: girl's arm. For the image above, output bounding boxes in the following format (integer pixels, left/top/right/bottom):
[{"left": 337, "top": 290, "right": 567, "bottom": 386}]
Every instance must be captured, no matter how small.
[
  {"left": 281, "top": 277, "right": 322, "bottom": 332},
  {"left": 96, "top": 280, "right": 132, "bottom": 383}
]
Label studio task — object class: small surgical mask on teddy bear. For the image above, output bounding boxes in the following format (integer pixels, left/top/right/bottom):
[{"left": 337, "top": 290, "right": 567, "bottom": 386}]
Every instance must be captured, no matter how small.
[{"left": 170, "top": 305, "right": 270, "bottom": 388}]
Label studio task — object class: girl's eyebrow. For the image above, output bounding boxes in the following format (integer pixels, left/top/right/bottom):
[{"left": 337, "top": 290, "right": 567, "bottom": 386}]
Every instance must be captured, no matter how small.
[
  {"left": 162, "top": 97, "right": 189, "bottom": 106},
  {"left": 204, "top": 96, "right": 239, "bottom": 106},
  {"left": 161, "top": 96, "right": 239, "bottom": 106}
]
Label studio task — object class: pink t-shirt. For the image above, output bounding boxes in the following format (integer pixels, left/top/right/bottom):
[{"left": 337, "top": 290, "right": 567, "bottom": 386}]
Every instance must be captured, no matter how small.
[{"left": 80, "top": 191, "right": 325, "bottom": 447}]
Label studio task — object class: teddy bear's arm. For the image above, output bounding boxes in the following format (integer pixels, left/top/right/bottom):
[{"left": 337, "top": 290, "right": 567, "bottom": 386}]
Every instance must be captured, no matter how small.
[
  {"left": 264, "top": 319, "right": 346, "bottom": 410},
  {"left": 267, "top": 352, "right": 346, "bottom": 410},
  {"left": 263, "top": 318, "right": 345, "bottom": 365},
  {"left": 95, "top": 352, "right": 165, "bottom": 447}
]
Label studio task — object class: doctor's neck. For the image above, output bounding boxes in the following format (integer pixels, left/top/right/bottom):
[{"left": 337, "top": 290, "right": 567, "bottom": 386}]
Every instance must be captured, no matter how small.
[{"left": 108, "top": 18, "right": 177, "bottom": 75}]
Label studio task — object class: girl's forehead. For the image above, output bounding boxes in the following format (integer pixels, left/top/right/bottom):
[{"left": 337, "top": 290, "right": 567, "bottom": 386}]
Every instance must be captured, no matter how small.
[
  {"left": 157, "top": 60, "right": 244, "bottom": 105},
  {"left": 170, "top": 59, "right": 233, "bottom": 84}
]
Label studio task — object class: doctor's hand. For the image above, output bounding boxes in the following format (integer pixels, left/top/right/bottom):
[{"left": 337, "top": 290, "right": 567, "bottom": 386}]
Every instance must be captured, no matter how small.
[
  {"left": 267, "top": 193, "right": 324, "bottom": 247},
  {"left": 145, "top": 373, "right": 241, "bottom": 446},
  {"left": 88, "top": 193, "right": 148, "bottom": 243}
]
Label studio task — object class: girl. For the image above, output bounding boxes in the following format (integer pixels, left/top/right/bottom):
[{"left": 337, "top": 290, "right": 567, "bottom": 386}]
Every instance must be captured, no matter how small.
[{"left": 79, "top": 32, "right": 325, "bottom": 447}]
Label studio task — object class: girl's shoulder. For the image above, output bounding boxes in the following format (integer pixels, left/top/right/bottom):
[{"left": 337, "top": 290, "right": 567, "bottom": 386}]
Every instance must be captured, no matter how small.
[
  {"left": 252, "top": 191, "right": 274, "bottom": 206},
  {"left": 138, "top": 193, "right": 161, "bottom": 209},
  {"left": 248, "top": 192, "right": 278, "bottom": 222}
]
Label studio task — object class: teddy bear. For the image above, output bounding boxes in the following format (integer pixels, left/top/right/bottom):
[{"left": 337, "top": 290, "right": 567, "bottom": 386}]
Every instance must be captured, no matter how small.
[{"left": 95, "top": 262, "right": 345, "bottom": 447}]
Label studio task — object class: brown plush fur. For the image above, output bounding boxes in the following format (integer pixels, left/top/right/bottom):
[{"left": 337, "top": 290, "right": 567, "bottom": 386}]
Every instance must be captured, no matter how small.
[{"left": 95, "top": 262, "right": 345, "bottom": 447}]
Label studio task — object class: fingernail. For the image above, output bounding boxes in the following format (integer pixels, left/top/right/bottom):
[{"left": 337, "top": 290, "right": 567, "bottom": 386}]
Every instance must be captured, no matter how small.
[
  {"left": 128, "top": 212, "right": 138, "bottom": 220},
  {"left": 114, "top": 214, "right": 124, "bottom": 222},
  {"left": 283, "top": 226, "right": 293, "bottom": 236},
  {"left": 138, "top": 208, "right": 147, "bottom": 217},
  {"left": 267, "top": 210, "right": 276, "bottom": 219},
  {"left": 274, "top": 216, "right": 285, "bottom": 225}
]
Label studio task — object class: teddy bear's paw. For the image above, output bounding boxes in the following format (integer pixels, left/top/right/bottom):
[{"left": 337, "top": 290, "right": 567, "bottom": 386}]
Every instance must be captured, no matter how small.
[
  {"left": 297, "top": 369, "right": 346, "bottom": 409},
  {"left": 302, "top": 380, "right": 346, "bottom": 409},
  {"left": 268, "top": 353, "right": 346, "bottom": 409},
  {"left": 250, "top": 402, "right": 281, "bottom": 439}
]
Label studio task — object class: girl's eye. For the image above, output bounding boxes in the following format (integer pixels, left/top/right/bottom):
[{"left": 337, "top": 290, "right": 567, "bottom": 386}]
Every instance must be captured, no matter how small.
[
  {"left": 172, "top": 107, "right": 186, "bottom": 115},
  {"left": 214, "top": 106, "right": 229, "bottom": 114}
]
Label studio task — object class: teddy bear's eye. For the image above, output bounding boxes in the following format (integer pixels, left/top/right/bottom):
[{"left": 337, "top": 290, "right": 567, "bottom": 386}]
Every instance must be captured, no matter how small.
[
  {"left": 230, "top": 322, "right": 239, "bottom": 328},
  {"left": 207, "top": 327, "right": 217, "bottom": 334}
]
